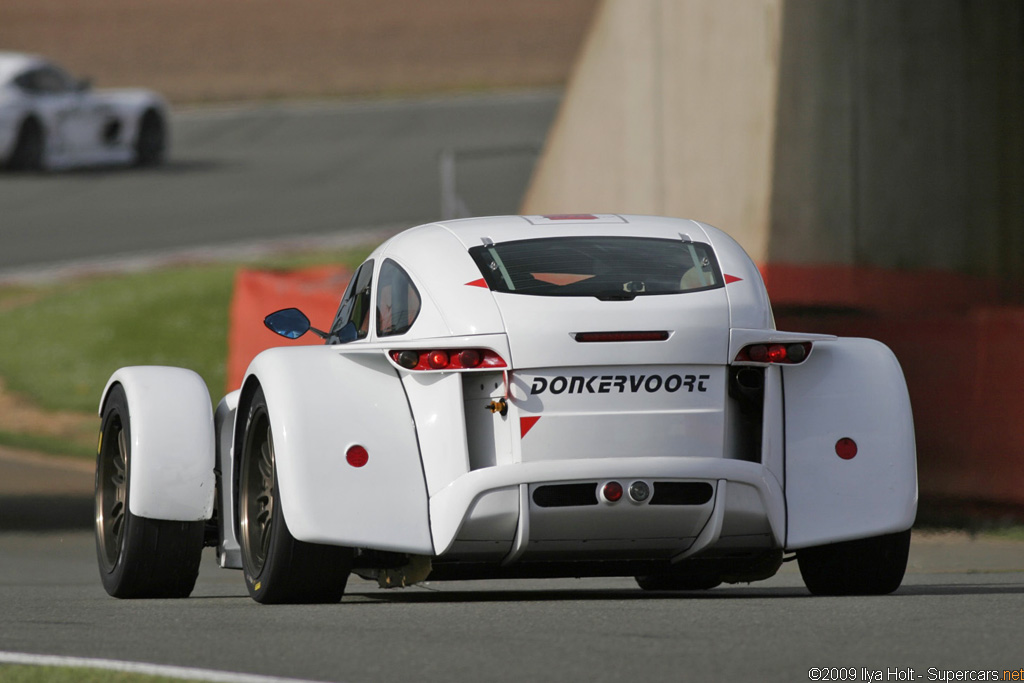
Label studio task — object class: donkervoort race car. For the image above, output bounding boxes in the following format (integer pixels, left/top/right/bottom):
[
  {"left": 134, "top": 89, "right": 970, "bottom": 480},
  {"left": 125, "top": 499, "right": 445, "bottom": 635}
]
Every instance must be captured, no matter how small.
[
  {"left": 95, "top": 214, "right": 917, "bottom": 603},
  {"left": 0, "top": 52, "right": 167, "bottom": 171}
]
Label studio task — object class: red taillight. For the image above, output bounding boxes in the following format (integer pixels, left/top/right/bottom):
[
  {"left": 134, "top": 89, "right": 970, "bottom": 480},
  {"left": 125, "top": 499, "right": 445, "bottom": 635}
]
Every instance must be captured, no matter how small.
[
  {"left": 346, "top": 445, "right": 369, "bottom": 468},
  {"left": 389, "top": 348, "right": 507, "bottom": 371},
  {"left": 574, "top": 331, "right": 670, "bottom": 343},
  {"left": 602, "top": 481, "right": 623, "bottom": 503},
  {"left": 835, "top": 437, "right": 858, "bottom": 460},
  {"left": 427, "top": 350, "right": 449, "bottom": 369},
  {"left": 736, "top": 342, "right": 812, "bottom": 364}
]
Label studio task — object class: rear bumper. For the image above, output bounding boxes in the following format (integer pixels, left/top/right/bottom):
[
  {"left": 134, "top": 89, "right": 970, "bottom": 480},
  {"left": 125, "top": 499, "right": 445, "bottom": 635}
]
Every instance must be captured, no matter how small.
[{"left": 429, "top": 457, "right": 785, "bottom": 561}]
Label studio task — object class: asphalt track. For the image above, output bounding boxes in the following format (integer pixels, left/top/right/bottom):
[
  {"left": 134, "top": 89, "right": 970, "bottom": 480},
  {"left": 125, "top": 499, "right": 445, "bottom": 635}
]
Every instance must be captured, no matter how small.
[
  {"left": 1, "top": 530, "right": 1023, "bottom": 682},
  {"left": 0, "top": 91, "right": 560, "bottom": 278}
]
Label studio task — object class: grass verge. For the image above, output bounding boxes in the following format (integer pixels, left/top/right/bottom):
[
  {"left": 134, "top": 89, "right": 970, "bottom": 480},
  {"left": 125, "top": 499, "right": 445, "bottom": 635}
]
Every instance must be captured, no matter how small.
[
  {"left": 0, "top": 247, "right": 369, "bottom": 456},
  {"left": 0, "top": 665, "right": 194, "bottom": 683}
]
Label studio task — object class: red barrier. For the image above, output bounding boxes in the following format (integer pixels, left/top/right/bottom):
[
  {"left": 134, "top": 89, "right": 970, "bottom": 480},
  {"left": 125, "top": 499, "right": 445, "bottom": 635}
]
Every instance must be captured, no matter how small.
[{"left": 226, "top": 267, "right": 351, "bottom": 391}]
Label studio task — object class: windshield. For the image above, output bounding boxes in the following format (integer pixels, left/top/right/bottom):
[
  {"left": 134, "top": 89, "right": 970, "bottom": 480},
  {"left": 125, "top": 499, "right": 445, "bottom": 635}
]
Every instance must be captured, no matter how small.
[{"left": 468, "top": 236, "right": 723, "bottom": 300}]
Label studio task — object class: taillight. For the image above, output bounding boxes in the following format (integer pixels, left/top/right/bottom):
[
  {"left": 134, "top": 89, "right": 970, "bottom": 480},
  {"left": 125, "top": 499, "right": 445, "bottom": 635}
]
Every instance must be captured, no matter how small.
[
  {"left": 735, "top": 342, "right": 811, "bottom": 364},
  {"left": 602, "top": 481, "right": 623, "bottom": 503},
  {"left": 390, "top": 348, "right": 506, "bottom": 371}
]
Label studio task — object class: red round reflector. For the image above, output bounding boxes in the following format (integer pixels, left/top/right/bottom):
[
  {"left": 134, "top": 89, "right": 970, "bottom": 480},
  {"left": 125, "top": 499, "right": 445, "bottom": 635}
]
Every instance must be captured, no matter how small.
[
  {"left": 767, "top": 344, "right": 787, "bottom": 362},
  {"left": 427, "top": 350, "right": 450, "bottom": 369},
  {"left": 835, "top": 438, "right": 858, "bottom": 460},
  {"left": 748, "top": 344, "right": 768, "bottom": 362},
  {"left": 603, "top": 481, "right": 623, "bottom": 502},
  {"left": 459, "top": 349, "right": 482, "bottom": 368},
  {"left": 346, "top": 445, "right": 369, "bottom": 468}
]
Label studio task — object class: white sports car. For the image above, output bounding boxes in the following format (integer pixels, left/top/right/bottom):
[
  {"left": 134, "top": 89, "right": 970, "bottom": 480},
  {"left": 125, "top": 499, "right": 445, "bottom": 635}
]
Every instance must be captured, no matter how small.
[
  {"left": 0, "top": 52, "right": 167, "bottom": 171},
  {"left": 95, "top": 215, "right": 917, "bottom": 603}
]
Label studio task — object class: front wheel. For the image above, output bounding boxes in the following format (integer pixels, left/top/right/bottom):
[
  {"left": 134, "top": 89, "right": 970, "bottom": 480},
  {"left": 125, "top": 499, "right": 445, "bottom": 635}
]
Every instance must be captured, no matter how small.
[
  {"left": 95, "top": 384, "right": 204, "bottom": 598},
  {"left": 797, "top": 529, "right": 911, "bottom": 596},
  {"left": 7, "top": 118, "right": 45, "bottom": 171},
  {"left": 238, "top": 387, "right": 353, "bottom": 604}
]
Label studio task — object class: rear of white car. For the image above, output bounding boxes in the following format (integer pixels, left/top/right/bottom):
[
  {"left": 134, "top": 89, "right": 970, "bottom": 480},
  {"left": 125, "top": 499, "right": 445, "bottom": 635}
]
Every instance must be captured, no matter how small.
[{"left": 406, "top": 218, "right": 789, "bottom": 581}]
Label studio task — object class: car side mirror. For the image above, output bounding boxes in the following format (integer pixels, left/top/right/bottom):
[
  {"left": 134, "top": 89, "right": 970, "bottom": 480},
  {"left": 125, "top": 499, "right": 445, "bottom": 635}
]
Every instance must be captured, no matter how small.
[{"left": 264, "top": 308, "right": 312, "bottom": 339}]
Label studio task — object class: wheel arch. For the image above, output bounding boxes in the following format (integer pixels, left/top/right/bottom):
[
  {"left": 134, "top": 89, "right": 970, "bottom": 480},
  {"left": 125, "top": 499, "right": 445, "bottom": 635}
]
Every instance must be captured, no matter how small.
[
  {"left": 100, "top": 366, "right": 216, "bottom": 521},
  {"left": 238, "top": 346, "right": 434, "bottom": 555}
]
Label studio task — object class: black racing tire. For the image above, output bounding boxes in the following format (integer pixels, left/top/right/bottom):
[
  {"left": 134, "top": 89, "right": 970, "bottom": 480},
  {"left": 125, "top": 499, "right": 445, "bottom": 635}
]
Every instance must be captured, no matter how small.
[
  {"left": 797, "top": 529, "right": 911, "bottom": 596},
  {"left": 635, "top": 573, "right": 722, "bottom": 591},
  {"left": 95, "top": 384, "right": 204, "bottom": 598},
  {"left": 134, "top": 109, "right": 166, "bottom": 167},
  {"left": 7, "top": 117, "right": 45, "bottom": 171},
  {"left": 238, "top": 386, "right": 353, "bottom": 604}
]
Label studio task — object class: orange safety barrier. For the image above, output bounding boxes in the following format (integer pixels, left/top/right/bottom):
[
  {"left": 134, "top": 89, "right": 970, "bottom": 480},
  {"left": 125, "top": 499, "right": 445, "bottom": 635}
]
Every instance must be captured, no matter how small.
[{"left": 226, "top": 266, "right": 351, "bottom": 391}]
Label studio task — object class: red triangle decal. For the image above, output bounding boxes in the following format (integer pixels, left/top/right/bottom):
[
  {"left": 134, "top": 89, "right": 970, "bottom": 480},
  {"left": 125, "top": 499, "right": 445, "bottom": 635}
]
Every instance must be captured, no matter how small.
[
  {"left": 466, "top": 278, "right": 488, "bottom": 288},
  {"left": 724, "top": 274, "right": 742, "bottom": 284},
  {"left": 520, "top": 416, "right": 541, "bottom": 438}
]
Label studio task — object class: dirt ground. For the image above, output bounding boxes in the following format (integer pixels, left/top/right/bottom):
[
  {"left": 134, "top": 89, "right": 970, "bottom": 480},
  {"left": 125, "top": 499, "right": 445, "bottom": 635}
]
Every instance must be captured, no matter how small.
[{"left": 0, "top": 0, "right": 598, "bottom": 103}]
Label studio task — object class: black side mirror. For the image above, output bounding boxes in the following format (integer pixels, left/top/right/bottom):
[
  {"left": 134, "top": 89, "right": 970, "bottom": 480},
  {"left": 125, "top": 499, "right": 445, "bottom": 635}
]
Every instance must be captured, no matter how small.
[{"left": 264, "top": 308, "right": 312, "bottom": 339}]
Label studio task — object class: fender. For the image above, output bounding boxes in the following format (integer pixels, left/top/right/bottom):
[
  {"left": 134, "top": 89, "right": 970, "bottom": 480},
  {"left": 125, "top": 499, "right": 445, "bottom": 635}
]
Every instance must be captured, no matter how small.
[
  {"left": 241, "top": 346, "right": 434, "bottom": 555},
  {"left": 783, "top": 338, "right": 918, "bottom": 549},
  {"left": 99, "top": 366, "right": 215, "bottom": 521},
  {"left": 214, "top": 390, "right": 242, "bottom": 569}
]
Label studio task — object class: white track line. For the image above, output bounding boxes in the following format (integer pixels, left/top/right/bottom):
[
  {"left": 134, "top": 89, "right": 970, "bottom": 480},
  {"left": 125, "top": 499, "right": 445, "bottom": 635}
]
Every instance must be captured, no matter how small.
[{"left": 0, "top": 651, "right": 333, "bottom": 683}]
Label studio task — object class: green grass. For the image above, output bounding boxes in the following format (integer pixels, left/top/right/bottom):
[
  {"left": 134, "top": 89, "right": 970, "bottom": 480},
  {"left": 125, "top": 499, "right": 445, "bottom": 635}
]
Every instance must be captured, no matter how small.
[
  {"left": 0, "top": 248, "right": 369, "bottom": 416},
  {"left": 0, "top": 665, "right": 196, "bottom": 683}
]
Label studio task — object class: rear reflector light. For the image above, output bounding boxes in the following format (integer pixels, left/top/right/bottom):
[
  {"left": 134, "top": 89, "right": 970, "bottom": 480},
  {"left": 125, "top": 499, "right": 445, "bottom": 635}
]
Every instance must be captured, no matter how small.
[
  {"left": 835, "top": 437, "right": 858, "bottom": 460},
  {"left": 390, "top": 348, "right": 507, "bottom": 371},
  {"left": 735, "top": 342, "right": 812, "bottom": 364},
  {"left": 346, "top": 445, "right": 369, "bottom": 468},
  {"left": 602, "top": 481, "right": 623, "bottom": 503},
  {"left": 574, "top": 331, "right": 670, "bottom": 343}
]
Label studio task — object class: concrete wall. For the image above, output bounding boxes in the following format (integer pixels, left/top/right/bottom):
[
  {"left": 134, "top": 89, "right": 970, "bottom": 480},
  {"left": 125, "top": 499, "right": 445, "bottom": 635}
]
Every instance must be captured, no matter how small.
[
  {"left": 523, "top": 0, "right": 1024, "bottom": 288},
  {"left": 522, "top": 0, "right": 782, "bottom": 260}
]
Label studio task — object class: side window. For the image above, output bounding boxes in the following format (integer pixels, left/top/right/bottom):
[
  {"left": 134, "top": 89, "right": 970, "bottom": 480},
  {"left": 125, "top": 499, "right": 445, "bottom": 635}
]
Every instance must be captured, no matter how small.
[
  {"left": 376, "top": 259, "right": 421, "bottom": 338},
  {"left": 328, "top": 260, "right": 374, "bottom": 343}
]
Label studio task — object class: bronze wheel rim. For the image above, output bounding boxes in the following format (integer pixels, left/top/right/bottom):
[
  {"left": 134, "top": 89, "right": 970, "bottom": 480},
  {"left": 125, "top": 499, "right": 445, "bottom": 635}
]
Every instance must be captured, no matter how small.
[
  {"left": 96, "top": 417, "right": 128, "bottom": 572},
  {"left": 240, "top": 411, "right": 275, "bottom": 577}
]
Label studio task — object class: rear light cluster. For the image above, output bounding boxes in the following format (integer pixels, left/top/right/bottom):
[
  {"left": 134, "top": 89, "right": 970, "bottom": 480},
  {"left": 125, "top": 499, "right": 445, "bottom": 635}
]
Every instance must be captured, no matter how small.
[
  {"left": 389, "top": 348, "right": 507, "bottom": 371},
  {"left": 735, "top": 342, "right": 811, "bottom": 364}
]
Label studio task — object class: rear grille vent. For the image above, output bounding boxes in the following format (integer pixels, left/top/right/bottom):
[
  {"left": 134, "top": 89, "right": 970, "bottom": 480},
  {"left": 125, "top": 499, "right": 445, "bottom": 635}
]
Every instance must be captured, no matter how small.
[
  {"left": 649, "top": 482, "right": 714, "bottom": 506},
  {"left": 532, "top": 483, "right": 598, "bottom": 508}
]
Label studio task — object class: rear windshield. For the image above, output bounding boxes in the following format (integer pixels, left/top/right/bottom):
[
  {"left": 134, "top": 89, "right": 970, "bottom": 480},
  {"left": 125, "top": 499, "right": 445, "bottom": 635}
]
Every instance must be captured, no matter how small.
[{"left": 468, "top": 237, "right": 723, "bottom": 300}]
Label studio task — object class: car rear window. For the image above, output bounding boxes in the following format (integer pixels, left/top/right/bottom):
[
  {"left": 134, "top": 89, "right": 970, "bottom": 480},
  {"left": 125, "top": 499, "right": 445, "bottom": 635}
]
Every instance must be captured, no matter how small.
[{"left": 468, "top": 237, "right": 723, "bottom": 300}]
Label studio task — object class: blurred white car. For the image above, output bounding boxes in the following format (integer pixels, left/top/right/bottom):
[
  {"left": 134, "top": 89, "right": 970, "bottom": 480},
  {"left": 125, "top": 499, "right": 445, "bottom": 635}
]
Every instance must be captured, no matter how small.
[{"left": 0, "top": 52, "right": 167, "bottom": 171}]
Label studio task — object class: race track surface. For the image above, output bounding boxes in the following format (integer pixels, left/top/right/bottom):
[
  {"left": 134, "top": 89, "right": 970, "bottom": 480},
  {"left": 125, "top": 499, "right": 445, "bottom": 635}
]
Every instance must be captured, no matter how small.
[
  {"left": 1, "top": 530, "right": 1023, "bottom": 682},
  {"left": 0, "top": 91, "right": 559, "bottom": 277}
]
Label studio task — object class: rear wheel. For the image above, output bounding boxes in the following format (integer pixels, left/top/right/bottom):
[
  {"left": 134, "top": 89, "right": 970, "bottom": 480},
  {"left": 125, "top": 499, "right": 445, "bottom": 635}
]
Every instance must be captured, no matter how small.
[
  {"left": 238, "top": 387, "right": 353, "bottom": 604},
  {"left": 7, "top": 118, "right": 44, "bottom": 171},
  {"left": 95, "top": 384, "right": 204, "bottom": 598},
  {"left": 134, "top": 110, "right": 166, "bottom": 166},
  {"left": 797, "top": 529, "right": 911, "bottom": 596}
]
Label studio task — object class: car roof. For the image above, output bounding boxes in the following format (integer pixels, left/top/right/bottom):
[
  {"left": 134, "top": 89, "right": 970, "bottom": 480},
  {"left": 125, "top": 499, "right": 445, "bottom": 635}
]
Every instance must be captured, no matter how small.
[
  {"left": 0, "top": 52, "right": 45, "bottom": 85},
  {"left": 400, "top": 214, "right": 717, "bottom": 252}
]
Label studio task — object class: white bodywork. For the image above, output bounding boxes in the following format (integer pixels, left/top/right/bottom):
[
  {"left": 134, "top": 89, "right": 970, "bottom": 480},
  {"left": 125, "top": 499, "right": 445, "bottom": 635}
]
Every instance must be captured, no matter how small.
[
  {"left": 99, "top": 367, "right": 215, "bottom": 521},
  {"left": 0, "top": 52, "right": 166, "bottom": 170},
  {"left": 102, "top": 215, "right": 917, "bottom": 584}
]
